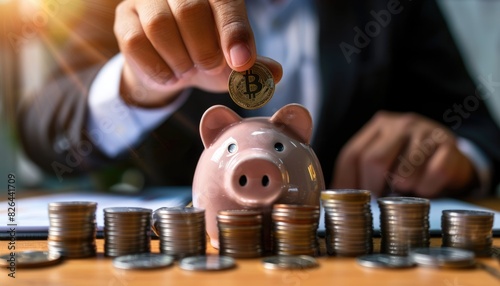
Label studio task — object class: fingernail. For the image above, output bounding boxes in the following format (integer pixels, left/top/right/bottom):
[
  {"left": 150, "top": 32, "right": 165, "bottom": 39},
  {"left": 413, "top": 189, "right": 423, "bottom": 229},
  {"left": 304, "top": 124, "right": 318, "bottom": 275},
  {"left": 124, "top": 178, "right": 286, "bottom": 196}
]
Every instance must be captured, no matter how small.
[{"left": 229, "top": 43, "right": 251, "bottom": 68}]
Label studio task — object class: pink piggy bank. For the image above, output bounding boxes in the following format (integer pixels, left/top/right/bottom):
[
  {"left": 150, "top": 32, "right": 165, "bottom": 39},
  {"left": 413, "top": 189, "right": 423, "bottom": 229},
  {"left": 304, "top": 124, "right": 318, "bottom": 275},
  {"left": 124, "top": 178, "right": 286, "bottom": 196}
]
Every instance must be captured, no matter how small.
[{"left": 192, "top": 104, "right": 325, "bottom": 249}]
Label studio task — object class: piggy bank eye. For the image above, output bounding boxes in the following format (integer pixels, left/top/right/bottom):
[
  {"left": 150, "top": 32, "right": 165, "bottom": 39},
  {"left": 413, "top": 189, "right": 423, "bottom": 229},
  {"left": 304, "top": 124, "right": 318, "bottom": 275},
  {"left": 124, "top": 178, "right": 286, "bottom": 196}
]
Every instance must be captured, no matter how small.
[
  {"left": 274, "top": 142, "right": 285, "bottom": 152},
  {"left": 228, "top": 143, "right": 237, "bottom": 153}
]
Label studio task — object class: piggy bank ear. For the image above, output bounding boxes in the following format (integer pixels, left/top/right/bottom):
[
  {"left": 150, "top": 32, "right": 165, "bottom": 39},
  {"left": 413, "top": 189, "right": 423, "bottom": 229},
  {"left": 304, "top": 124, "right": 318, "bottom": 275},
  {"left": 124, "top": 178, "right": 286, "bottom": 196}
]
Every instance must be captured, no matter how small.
[
  {"left": 270, "top": 104, "right": 313, "bottom": 144},
  {"left": 200, "top": 105, "right": 242, "bottom": 148}
]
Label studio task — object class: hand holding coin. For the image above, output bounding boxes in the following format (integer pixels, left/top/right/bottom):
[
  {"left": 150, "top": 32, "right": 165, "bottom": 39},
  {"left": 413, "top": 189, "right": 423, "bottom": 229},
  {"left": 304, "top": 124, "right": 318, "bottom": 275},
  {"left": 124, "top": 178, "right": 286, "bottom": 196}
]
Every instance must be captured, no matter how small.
[{"left": 114, "top": 0, "right": 282, "bottom": 108}]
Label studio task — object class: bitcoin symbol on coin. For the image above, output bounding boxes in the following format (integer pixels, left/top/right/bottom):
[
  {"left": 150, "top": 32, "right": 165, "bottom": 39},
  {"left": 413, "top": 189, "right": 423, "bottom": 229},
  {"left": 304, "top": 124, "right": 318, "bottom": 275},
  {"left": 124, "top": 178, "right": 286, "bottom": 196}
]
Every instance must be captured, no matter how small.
[
  {"left": 228, "top": 62, "right": 275, "bottom": 110},
  {"left": 243, "top": 70, "right": 262, "bottom": 100}
]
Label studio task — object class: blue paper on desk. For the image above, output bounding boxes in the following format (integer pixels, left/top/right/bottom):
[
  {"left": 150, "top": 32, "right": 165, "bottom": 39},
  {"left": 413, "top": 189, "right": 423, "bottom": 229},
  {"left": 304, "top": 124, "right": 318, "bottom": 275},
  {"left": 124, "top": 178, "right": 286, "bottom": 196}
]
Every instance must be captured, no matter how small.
[
  {"left": 0, "top": 187, "right": 192, "bottom": 239},
  {"left": 318, "top": 197, "right": 500, "bottom": 237},
  {"left": 1, "top": 187, "right": 499, "bottom": 238}
]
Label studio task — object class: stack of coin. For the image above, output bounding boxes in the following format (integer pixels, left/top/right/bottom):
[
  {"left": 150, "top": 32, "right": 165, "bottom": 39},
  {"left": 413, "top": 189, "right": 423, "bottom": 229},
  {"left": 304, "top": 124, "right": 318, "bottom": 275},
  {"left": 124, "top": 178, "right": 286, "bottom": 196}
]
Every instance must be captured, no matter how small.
[
  {"left": 321, "top": 189, "right": 373, "bottom": 256},
  {"left": 441, "top": 210, "right": 494, "bottom": 256},
  {"left": 377, "top": 197, "right": 430, "bottom": 256},
  {"left": 217, "top": 210, "right": 263, "bottom": 258},
  {"left": 152, "top": 207, "right": 206, "bottom": 259},
  {"left": 48, "top": 201, "right": 97, "bottom": 258},
  {"left": 103, "top": 207, "right": 152, "bottom": 257},
  {"left": 272, "top": 204, "right": 320, "bottom": 256}
]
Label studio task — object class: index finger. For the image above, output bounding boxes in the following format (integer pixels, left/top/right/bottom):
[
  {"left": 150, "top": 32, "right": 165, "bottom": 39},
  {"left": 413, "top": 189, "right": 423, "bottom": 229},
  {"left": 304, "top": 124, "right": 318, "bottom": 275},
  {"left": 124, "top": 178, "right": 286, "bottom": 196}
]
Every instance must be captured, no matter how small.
[{"left": 209, "top": 0, "right": 256, "bottom": 71}]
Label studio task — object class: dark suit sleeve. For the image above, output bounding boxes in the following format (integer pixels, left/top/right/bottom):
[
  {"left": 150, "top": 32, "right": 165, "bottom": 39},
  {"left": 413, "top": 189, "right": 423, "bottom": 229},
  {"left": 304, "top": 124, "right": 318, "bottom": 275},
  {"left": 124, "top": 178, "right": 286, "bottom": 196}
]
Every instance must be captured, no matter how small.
[{"left": 17, "top": 0, "right": 121, "bottom": 175}]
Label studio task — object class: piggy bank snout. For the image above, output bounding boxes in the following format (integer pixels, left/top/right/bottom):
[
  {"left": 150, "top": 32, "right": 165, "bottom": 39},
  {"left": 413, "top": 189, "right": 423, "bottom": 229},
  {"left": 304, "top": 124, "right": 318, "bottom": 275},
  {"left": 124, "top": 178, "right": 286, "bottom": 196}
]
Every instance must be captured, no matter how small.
[{"left": 225, "top": 151, "right": 286, "bottom": 207}]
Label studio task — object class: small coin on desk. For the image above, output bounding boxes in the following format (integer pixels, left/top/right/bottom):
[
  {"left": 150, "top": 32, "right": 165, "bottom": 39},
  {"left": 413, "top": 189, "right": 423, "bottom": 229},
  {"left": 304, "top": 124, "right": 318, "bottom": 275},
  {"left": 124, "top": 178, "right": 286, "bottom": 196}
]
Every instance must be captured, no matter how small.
[
  {"left": 356, "top": 254, "right": 416, "bottom": 269},
  {"left": 0, "top": 250, "right": 62, "bottom": 268},
  {"left": 409, "top": 247, "right": 476, "bottom": 268},
  {"left": 262, "top": 255, "right": 318, "bottom": 270},
  {"left": 179, "top": 255, "right": 236, "bottom": 271},
  {"left": 112, "top": 253, "right": 174, "bottom": 270}
]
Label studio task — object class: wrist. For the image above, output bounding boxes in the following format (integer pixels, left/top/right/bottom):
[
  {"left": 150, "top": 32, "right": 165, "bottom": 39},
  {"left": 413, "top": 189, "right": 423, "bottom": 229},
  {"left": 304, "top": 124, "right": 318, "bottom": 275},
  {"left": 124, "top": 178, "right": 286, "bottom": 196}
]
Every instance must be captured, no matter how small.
[
  {"left": 455, "top": 165, "right": 480, "bottom": 197},
  {"left": 120, "top": 89, "right": 181, "bottom": 109},
  {"left": 455, "top": 137, "right": 492, "bottom": 198},
  {"left": 119, "top": 63, "right": 183, "bottom": 108},
  {"left": 448, "top": 148, "right": 481, "bottom": 198}
]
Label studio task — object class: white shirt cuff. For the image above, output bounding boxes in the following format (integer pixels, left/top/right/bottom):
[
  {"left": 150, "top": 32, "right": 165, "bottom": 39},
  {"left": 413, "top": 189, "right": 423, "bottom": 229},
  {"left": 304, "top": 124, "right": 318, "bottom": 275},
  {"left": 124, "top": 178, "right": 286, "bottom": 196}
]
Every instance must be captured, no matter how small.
[
  {"left": 456, "top": 137, "right": 492, "bottom": 197},
  {"left": 87, "top": 53, "right": 190, "bottom": 157}
]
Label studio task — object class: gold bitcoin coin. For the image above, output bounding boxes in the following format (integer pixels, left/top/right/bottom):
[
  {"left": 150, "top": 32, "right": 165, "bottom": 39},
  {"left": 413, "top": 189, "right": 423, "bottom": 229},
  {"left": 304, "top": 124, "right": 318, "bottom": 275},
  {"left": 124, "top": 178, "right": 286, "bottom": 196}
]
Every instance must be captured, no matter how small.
[{"left": 228, "top": 62, "right": 275, "bottom": 110}]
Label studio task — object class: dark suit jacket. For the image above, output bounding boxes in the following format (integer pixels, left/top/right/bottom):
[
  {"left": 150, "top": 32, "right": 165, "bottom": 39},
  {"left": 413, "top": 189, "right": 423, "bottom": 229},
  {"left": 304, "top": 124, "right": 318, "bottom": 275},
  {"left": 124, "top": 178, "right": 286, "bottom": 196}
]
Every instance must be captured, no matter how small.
[{"left": 17, "top": 0, "right": 500, "bottom": 194}]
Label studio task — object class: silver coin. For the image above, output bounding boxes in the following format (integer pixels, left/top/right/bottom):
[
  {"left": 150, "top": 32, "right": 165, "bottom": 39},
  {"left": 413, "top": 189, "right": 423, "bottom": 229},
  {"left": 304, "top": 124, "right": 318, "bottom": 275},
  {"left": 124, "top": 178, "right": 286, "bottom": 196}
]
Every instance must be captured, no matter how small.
[
  {"left": 104, "top": 207, "right": 152, "bottom": 214},
  {"left": 178, "top": 255, "right": 236, "bottom": 271},
  {"left": 155, "top": 207, "right": 204, "bottom": 215},
  {"left": 0, "top": 250, "right": 62, "bottom": 268},
  {"left": 112, "top": 253, "right": 174, "bottom": 270},
  {"left": 356, "top": 254, "right": 416, "bottom": 269},
  {"left": 48, "top": 201, "right": 97, "bottom": 209},
  {"left": 409, "top": 247, "right": 476, "bottom": 268},
  {"left": 442, "top": 210, "right": 494, "bottom": 217},
  {"left": 262, "top": 255, "right": 318, "bottom": 270},
  {"left": 378, "top": 196, "right": 430, "bottom": 204},
  {"left": 321, "top": 189, "right": 371, "bottom": 201}
]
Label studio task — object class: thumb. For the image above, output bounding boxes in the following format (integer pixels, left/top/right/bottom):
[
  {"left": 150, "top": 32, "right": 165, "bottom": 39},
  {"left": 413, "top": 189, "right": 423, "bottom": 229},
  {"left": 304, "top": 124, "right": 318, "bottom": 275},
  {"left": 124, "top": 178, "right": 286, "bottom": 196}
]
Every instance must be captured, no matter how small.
[{"left": 209, "top": 0, "right": 256, "bottom": 71}]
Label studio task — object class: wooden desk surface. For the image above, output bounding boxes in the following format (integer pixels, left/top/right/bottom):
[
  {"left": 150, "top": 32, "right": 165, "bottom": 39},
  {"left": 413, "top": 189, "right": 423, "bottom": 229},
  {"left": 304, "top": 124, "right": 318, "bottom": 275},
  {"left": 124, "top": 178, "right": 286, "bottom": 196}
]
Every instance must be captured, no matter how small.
[{"left": 0, "top": 238, "right": 499, "bottom": 286}]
